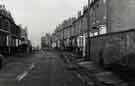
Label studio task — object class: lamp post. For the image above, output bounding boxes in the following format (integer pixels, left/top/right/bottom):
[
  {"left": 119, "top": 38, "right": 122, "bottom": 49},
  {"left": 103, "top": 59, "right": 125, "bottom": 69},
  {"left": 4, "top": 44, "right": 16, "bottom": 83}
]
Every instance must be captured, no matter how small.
[{"left": 86, "top": 0, "right": 91, "bottom": 60}]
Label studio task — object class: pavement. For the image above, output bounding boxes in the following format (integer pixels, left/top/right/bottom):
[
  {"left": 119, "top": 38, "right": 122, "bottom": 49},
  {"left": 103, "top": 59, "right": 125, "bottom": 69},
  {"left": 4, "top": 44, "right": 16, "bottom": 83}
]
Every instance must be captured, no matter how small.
[
  {"left": 61, "top": 52, "right": 128, "bottom": 86},
  {"left": 0, "top": 50, "right": 83, "bottom": 86}
]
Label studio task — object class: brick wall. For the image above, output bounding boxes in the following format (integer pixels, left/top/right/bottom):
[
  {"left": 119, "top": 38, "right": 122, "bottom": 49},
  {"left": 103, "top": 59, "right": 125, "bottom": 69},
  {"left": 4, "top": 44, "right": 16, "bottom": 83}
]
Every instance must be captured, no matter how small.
[{"left": 107, "top": 0, "right": 135, "bottom": 32}]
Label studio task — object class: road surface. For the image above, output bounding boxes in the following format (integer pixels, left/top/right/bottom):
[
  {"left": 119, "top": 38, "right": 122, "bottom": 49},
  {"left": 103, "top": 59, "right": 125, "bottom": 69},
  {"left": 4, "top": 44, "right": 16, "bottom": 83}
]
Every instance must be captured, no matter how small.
[{"left": 0, "top": 51, "right": 83, "bottom": 86}]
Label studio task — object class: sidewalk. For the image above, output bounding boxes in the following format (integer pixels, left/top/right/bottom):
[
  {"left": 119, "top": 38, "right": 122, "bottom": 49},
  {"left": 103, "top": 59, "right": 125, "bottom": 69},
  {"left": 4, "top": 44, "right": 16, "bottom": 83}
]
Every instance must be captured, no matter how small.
[
  {"left": 61, "top": 52, "right": 128, "bottom": 86},
  {"left": 4, "top": 53, "right": 32, "bottom": 65}
]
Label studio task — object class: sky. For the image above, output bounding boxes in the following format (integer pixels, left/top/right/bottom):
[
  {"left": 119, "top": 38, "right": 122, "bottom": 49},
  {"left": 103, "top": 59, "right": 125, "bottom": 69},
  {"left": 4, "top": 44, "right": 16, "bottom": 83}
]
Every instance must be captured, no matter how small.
[{"left": 2, "top": 0, "right": 87, "bottom": 46}]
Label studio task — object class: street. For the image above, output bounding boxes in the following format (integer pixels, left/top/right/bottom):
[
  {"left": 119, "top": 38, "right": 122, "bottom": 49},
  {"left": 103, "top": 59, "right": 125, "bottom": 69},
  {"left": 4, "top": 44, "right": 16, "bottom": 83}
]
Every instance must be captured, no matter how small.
[
  {"left": 0, "top": 50, "right": 83, "bottom": 86},
  {"left": 1, "top": 0, "right": 135, "bottom": 86}
]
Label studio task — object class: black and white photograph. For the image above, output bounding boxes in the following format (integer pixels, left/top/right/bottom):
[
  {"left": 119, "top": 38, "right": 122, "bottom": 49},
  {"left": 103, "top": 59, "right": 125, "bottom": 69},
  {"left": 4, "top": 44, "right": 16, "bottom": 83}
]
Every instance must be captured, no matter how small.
[{"left": 0, "top": 0, "right": 134, "bottom": 86}]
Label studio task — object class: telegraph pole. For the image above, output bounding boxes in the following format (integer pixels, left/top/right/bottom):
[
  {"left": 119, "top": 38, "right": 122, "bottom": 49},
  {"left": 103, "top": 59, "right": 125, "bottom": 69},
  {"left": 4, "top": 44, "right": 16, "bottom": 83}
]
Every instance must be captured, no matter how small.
[
  {"left": 62, "top": 28, "right": 65, "bottom": 50},
  {"left": 86, "top": 0, "right": 91, "bottom": 60}
]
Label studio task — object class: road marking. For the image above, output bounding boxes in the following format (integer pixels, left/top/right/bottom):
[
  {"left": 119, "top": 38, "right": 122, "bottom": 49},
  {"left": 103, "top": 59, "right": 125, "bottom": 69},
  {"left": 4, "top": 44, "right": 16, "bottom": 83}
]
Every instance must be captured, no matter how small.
[
  {"left": 17, "top": 71, "right": 28, "bottom": 81},
  {"left": 29, "top": 63, "right": 35, "bottom": 70},
  {"left": 16, "top": 63, "right": 35, "bottom": 82}
]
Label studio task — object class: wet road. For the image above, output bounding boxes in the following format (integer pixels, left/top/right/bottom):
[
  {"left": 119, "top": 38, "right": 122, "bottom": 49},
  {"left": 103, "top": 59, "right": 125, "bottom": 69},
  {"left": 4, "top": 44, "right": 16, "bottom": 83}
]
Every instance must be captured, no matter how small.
[{"left": 0, "top": 51, "right": 83, "bottom": 86}]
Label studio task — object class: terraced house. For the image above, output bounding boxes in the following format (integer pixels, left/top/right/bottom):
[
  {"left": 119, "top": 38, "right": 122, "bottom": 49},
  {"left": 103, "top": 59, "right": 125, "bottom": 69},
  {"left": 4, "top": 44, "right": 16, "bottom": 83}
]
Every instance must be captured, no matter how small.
[
  {"left": 51, "top": 0, "right": 107, "bottom": 56},
  {"left": 0, "top": 4, "right": 31, "bottom": 56}
]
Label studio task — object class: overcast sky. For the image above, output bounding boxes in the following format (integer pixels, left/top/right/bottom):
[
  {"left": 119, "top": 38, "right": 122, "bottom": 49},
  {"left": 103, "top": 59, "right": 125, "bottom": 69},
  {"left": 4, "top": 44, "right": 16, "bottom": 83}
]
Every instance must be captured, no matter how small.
[{"left": 2, "top": 0, "right": 87, "bottom": 46}]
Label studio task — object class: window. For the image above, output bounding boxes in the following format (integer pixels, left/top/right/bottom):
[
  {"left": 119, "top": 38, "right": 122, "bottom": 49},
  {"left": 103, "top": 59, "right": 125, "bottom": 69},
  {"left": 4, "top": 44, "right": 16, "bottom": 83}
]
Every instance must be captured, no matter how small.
[
  {"left": 99, "top": 25, "right": 107, "bottom": 34},
  {"left": 103, "top": 0, "right": 106, "bottom": 4}
]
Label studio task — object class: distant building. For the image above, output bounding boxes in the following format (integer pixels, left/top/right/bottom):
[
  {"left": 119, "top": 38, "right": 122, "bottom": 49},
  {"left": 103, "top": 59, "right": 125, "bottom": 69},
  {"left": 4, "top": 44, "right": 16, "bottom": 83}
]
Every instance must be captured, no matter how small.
[
  {"left": 20, "top": 26, "right": 28, "bottom": 44},
  {"left": 41, "top": 33, "right": 51, "bottom": 49},
  {"left": 19, "top": 25, "right": 32, "bottom": 53}
]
